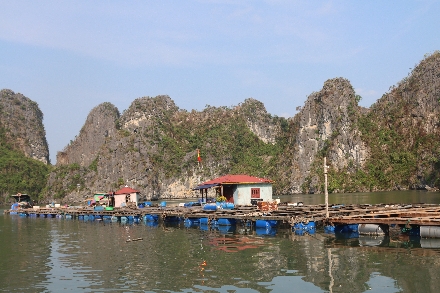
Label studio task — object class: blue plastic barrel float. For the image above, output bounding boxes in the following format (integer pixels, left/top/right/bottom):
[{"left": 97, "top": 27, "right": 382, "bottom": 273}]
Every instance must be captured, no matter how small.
[
  {"left": 160, "top": 201, "right": 167, "bottom": 207},
  {"left": 120, "top": 216, "right": 128, "bottom": 223},
  {"left": 200, "top": 217, "right": 210, "bottom": 225},
  {"left": 335, "top": 224, "right": 359, "bottom": 239},
  {"left": 19, "top": 213, "right": 27, "bottom": 218},
  {"left": 88, "top": 215, "right": 95, "bottom": 221},
  {"left": 184, "top": 218, "right": 200, "bottom": 226},
  {"left": 65, "top": 214, "right": 72, "bottom": 220},
  {"left": 256, "top": 219, "right": 278, "bottom": 229},
  {"left": 78, "top": 215, "right": 84, "bottom": 220},
  {"left": 111, "top": 216, "right": 118, "bottom": 222},
  {"left": 144, "top": 214, "right": 159, "bottom": 222},
  {"left": 199, "top": 217, "right": 218, "bottom": 226},
  {"left": 203, "top": 204, "right": 217, "bottom": 211},
  {"left": 335, "top": 224, "right": 358, "bottom": 234},
  {"left": 324, "top": 225, "right": 335, "bottom": 234},
  {"left": 217, "top": 218, "right": 236, "bottom": 226},
  {"left": 216, "top": 202, "right": 235, "bottom": 210},
  {"left": 103, "top": 215, "right": 112, "bottom": 221},
  {"left": 293, "top": 221, "right": 316, "bottom": 231}
]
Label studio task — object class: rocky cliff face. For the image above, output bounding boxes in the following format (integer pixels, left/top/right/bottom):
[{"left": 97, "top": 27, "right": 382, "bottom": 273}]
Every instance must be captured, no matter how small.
[
  {"left": 239, "top": 98, "right": 281, "bottom": 144},
  {"left": 361, "top": 51, "right": 440, "bottom": 190},
  {"left": 0, "top": 89, "right": 49, "bottom": 164},
  {"left": 46, "top": 95, "right": 286, "bottom": 201},
  {"left": 56, "top": 102, "right": 119, "bottom": 167},
  {"left": 286, "top": 51, "right": 440, "bottom": 194},
  {"left": 277, "top": 78, "right": 368, "bottom": 194}
]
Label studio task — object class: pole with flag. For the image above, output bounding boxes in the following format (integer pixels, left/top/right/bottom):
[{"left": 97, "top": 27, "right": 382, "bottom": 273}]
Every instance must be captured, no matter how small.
[{"left": 197, "top": 149, "right": 202, "bottom": 166}]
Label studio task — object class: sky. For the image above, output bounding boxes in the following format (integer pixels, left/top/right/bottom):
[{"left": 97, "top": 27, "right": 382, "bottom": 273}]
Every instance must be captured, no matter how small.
[{"left": 0, "top": 1, "right": 439, "bottom": 164}]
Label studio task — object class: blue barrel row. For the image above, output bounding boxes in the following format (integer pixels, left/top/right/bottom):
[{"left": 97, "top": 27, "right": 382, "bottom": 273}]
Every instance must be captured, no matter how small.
[
  {"left": 15, "top": 211, "right": 319, "bottom": 237},
  {"left": 323, "top": 223, "right": 440, "bottom": 239},
  {"left": 183, "top": 217, "right": 278, "bottom": 236}
]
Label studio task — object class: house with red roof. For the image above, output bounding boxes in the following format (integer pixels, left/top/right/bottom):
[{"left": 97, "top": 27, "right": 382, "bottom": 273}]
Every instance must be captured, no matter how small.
[
  {"left": 114, "top": 186, "right": 140, "bottom": 208},
  {"left": 194, "top": 174, "right": 273, "bottom": 205}
]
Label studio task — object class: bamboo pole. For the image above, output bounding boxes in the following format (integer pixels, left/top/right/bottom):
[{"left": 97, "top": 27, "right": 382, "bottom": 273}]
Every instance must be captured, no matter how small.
[{"left": 324, "top": 157, "right": 329, "bottom": 218}]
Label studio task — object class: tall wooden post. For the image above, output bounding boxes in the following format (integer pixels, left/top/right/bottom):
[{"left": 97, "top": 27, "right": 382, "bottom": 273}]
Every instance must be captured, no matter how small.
[{"left": 324, "top": 157, "right": 329, "bottom": 218}]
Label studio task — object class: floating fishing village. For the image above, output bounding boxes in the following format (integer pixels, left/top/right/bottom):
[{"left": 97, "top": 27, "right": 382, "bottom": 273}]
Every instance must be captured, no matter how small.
[{"left": 5, "top": 171, "right": 440, "bottom": 240}]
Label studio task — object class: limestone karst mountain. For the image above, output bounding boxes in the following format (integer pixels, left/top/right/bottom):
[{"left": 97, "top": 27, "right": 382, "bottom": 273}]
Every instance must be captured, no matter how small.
[
  {"left": 45, "top": 52, "right": 440, "bottom": 201},
  {"left": 0, "top": 89, "right": 50, "bottom": 200}
]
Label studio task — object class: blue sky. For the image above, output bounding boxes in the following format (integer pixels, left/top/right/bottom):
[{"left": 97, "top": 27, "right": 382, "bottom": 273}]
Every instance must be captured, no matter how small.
[{"left": 1, "top": 1, "right": 439, "bottom": 164}]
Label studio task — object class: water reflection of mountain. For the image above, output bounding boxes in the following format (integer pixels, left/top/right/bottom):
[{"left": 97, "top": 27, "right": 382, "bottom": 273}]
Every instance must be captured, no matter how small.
[
  {"left": 2, "top": 217, "right": 440, "bottom": 292},
  {"left": 292, "top": 233, "right": 440, "bottom": 293},
  {"left": 0, "top": 215, "right": 52, "bottom": 292}
]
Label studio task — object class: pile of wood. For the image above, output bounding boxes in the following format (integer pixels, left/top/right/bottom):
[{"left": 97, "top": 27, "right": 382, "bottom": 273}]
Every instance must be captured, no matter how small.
[{"left": 257, "top": 201, "right": 278, "bottom": 212}]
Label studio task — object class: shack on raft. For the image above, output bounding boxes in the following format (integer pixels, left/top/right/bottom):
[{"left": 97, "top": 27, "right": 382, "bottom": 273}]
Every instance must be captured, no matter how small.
[
  {"left": 10, "top": 193, "right": 34, "bottom": 210},
  {"left": 193, "top": 174, "right": 273, "bottom": 205},
  {"left": 114, "top": 186, "right": 140, "bottom": 208}
]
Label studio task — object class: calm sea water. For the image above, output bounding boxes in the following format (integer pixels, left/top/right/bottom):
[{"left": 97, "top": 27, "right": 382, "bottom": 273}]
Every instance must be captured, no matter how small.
[{"left": 1, "top": 190, "right": 440, "bottom": 293}]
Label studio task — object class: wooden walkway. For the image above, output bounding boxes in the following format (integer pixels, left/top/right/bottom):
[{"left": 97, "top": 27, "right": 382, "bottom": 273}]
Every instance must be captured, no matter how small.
[
  {"left": 329, "top": 204, "right": 440, "bottom": 226},
  {"left": 5, "top": 202, "right": 440, "bottom": 228}
]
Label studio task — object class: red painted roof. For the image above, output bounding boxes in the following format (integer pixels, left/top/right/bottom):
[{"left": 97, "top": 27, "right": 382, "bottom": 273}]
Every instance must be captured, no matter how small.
[
  {"left": 200, "top": 174, "right": 273, "bottom": 185},
  {"left": 114, "top": 186, "right": 140, "bottom": 195}
]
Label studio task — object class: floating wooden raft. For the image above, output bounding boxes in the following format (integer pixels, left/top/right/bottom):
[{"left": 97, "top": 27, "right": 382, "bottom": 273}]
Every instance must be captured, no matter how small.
[
  {"left": 6, "top": 203, "right": 440, "bottom": 227},
  {"left": 329, "top": 205, "right": 440, "bottom": 226}
]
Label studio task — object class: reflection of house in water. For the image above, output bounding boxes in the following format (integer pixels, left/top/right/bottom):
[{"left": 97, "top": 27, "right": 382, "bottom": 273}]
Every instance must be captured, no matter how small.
[
  {"left": 194, "top": 174, "right": 273, "bottom": 205},
  {"left": 114, "top": 186, "right": 140, "bottom": 207}
]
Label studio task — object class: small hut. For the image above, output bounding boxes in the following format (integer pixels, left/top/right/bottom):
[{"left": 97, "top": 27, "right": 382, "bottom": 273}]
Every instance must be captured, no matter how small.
[
  {"left": 194, "top": 174, "right": 273, "bottom": 205},
  {"left": 114, "top": 186, "right": 140, "bottom": 208}
]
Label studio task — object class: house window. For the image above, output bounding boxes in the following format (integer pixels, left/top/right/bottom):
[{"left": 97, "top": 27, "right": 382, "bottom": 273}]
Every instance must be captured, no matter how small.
[{"left": 251, "top": 188, "right": 260, "bottom": 198}]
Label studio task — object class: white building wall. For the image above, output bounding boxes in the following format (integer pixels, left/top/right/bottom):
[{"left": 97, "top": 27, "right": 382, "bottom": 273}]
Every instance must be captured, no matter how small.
[
  {"left": 233, "top": 184, "right": 272, "bottom": 205},
  {"left": 129, "top": 193, "right": 139, "bottom": 205},
  {"left": 114, "top": 193, "right": 139, "bottom": 207},
  {"left": 114, "top": 195, "right": 125, "bottom": 207}
]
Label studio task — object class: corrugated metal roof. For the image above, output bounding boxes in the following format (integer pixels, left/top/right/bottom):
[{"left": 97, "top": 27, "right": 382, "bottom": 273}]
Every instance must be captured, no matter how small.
[
  {"left": 114, "top": 186, "right": 140, "bottom": 195},
  {"left": 192, "top": 183, "right": 220, "bottom": 190},
  {"left": 200, "top": 174, "right": 273, "bottom": 185}
]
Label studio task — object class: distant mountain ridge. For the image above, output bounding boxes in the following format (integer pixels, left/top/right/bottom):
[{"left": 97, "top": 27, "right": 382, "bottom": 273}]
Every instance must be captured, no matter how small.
[{"left": 2, "top": 51, "right": 440, "bottom": 202}]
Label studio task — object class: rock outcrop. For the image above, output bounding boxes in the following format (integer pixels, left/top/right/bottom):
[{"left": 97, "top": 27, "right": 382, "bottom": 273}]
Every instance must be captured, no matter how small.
[
  {"left": 56, "top": 102, "right": 119, "bottom": 167},
  {"left": 280, "top": 78, "right": 368, "bottom": 193},
  {"left": 0, "top": 89, "right": 49, "bottom": 164}
]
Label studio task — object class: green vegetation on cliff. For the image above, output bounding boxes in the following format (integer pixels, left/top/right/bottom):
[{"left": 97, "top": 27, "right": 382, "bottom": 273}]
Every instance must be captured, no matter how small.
[{"left": 0, "top": 125, "right": 50, "bottom": 201}]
